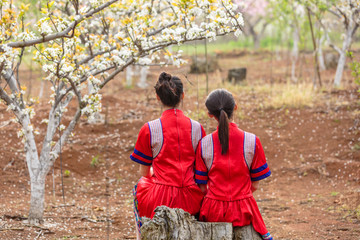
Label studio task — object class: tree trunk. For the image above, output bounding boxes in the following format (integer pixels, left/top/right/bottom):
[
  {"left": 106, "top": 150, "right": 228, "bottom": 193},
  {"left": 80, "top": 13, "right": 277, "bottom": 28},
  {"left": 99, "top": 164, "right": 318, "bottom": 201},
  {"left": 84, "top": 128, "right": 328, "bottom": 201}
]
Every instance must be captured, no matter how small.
[
  {"left": 141, "top": 206, "right": 262, "bottom": 240},
  {"left": 137, "top": 66, "right": 149, "bottom": 89},
  {"left": 28, "top": 176, "right": 45, "bottom": 225},
  {"left": 318, "top": 35, "right": 326, "bottom": 71},
  {"left": 39, "top": 80, "right": 45, "bottom": 99},
  {"left": 126, "top": 65, "right": 133, "bottom": 87},
  {"left": 334, "top": 50, "right": 347, "bottom": 87},
  {"left": 291, "top": 26, "right": 299, "bottom": 83},
  {"left": 253, "top": 34, "right": 260, "bottom": 51},
  {"left": 333, "top": 26, "right": 354, "bottom": 87}
]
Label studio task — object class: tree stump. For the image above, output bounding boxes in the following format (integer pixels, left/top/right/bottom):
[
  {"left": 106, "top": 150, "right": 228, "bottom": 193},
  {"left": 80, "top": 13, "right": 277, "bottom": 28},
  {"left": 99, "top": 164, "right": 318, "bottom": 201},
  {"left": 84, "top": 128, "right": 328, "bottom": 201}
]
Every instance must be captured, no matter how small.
[
  {"left": 141, "top": 206, "right": 262, "bottom": 240},
  {"left": 227, "top": 68, "right": 247, "bottom": 84},
  {"left": 190, "top": 57, "right": 219, "bottom": 74},
  {"left": 324, "top": 52, "right": 338, "bottom": 69}
]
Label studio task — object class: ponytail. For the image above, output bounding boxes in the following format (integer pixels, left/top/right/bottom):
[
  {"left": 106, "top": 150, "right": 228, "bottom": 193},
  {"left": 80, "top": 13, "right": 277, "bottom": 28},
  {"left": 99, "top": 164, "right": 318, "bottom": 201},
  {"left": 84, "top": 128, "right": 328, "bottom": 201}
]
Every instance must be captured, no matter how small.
[
  {"left": 218, "top": 109, "right": 229, "bottom": 154},
  {"left": 205, "top": 89, "right": 235, "bottom": 155}
]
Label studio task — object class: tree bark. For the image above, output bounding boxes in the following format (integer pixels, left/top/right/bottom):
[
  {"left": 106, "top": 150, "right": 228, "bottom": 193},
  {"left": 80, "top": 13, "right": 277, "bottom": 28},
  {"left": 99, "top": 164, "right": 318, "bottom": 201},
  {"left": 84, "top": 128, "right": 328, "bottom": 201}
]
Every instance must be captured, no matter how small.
[
  {"left": 28, "top": 176, "right": 45, "bottom": 225},
  {"left": 141, "top": 206, "right": 262, "bottom": 240},
  {"left": 291, "top": 26, "right": 299, "bottom": 83},
  {"left": 333, "top": 25, "right": 355, "bottom": 87},
  {"left": 126, "top": 65, "right": 133, "bottom": 87},
  {"left": 252, "top": 33, "right": 260, "bottom": 51},
  {"left": 318, "top": 35, "right": 326, "bottom": 71}
]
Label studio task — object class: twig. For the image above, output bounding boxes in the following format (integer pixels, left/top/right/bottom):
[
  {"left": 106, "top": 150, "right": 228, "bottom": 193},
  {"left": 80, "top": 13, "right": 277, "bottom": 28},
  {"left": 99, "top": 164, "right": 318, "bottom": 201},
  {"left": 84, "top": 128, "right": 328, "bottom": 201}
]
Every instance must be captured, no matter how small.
[
  {"left": 0, "top": 120, "right": 12, "bottom": 129},
  {"left": 34, "top": 230, "right": 43, "bottom": 240},
  {"left": 51, "top": 204, "right": 75, "bottom": 208},
  {"left": 0, "top": 228, "right": 24, "bottom": 231},
  {"left": 3, "top": 159, "right": 15, "bottom": 171}
]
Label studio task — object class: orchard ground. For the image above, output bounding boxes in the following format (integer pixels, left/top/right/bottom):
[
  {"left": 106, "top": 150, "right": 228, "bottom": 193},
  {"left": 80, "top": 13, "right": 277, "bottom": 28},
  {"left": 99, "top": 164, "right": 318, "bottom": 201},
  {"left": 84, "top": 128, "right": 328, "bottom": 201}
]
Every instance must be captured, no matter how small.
[{"left": 0, "top": 50, "right": 359, "bottom": 239}]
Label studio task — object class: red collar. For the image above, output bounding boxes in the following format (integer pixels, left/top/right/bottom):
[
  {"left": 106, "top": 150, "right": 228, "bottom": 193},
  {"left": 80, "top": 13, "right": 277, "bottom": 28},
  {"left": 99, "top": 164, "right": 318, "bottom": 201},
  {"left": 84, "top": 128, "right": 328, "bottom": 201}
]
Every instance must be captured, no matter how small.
[{"left": 161, "top": 108, "right": 184, "bottom": 117}]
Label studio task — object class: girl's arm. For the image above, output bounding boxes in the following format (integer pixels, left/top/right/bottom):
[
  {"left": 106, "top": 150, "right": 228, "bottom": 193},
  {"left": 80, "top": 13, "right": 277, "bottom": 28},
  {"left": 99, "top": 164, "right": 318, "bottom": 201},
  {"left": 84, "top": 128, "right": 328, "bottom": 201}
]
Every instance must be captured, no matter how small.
[
  {"left": 198, "top": 184, "right": 208, "bottom": 194},
  {"left": 251, "top": 181, "right": 259, "bottom": 193},
  {"left": 139, "top": 165, "right": 151, "bottom": 178}
]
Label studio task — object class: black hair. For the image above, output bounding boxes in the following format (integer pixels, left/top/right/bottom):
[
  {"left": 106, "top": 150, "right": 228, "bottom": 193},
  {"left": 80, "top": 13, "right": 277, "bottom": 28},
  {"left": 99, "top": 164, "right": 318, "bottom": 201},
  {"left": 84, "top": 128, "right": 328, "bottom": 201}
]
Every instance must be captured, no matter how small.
[
  {"left": 205, "top": 89, "right": 235, "bottom": 155},
  {"left": 154, "top": 72, "right": 183, "bottom": 107}
]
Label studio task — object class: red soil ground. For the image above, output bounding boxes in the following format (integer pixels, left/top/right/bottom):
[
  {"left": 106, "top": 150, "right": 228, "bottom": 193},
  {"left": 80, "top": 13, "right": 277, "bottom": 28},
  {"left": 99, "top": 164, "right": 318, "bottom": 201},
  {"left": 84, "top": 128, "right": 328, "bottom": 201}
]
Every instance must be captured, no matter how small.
[{"left": 0, "top": 51, "right": 359, "bottom": 239}]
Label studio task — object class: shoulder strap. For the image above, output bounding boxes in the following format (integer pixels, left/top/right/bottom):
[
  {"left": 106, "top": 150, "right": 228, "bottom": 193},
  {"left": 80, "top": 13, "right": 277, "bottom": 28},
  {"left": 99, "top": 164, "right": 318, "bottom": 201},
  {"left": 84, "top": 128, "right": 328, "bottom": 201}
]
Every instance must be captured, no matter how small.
[
  {"left": 190, "top": 119, "right": 202, "bottom": 153},
  {"left": 201, "top": 134, "right": 214, "bottom": 171},
  {"left": 243, "top": 131, "right": 256, "bottom": 170},
  {"left": 147, "top": 119, "right": 163, "bottom": 158}
]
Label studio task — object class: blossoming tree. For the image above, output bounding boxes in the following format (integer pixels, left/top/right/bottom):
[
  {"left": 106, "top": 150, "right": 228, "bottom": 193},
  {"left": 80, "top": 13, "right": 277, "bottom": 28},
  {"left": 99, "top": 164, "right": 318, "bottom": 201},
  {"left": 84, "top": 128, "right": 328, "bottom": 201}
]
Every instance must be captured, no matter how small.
[
  {"left": 314, "top": 0, "right": 360, "bottom": 87},
  {"left": 234, "top": 0, "right": 272, "bottom": 50},
  {"left": 0, "top": 0, "right": 243, "bottom": 224}
]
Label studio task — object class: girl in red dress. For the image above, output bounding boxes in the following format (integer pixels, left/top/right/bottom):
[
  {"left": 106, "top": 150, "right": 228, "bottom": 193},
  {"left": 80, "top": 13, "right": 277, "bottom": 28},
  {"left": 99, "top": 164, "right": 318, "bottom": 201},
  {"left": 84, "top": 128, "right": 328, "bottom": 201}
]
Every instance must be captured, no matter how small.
[
  {"left": 195, "top": 89, "right": 272, "bottom": 240},
  {"left": 131, "top": 72, "right": 205, "bottom": 238}
]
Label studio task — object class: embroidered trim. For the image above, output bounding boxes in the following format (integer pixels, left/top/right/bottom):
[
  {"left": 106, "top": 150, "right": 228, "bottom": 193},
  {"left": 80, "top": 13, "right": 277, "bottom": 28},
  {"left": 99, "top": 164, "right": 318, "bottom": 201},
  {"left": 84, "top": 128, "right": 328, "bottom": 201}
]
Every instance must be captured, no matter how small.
[
  {"left": 134, "top": 148, "right": 153, "bottom": 160},
  {"left": 251, "top": 163, "right": 268, "bottom": 173},
  {"left": 130, "top": 155, "right": 152, "bottom": 166},
  {"left": 190, "top": 119, "right": 202, "bottom": 153},
  {"left": 251, "top": 170, "right": 271, "bottom": 181},
  {"left": 195, "top": 170, "right": 208, "bottom": 176},
  {"left": 195, "top": 179, "right": 208, "bottom": 184},
  {"left": 201, "top": 134, "right": 214, "bottom": 171},
  {"left": 243, "top": 131, "right": 256, "bottom": 170},
  {"left": 148, "top": 119, "right": 163, "bottom": 158},
  {"left": 262, "top": 232, "right": 273, "bottom": 240},
  {"left": 133, "top": 182, "right": 142, "bottom": 234}
]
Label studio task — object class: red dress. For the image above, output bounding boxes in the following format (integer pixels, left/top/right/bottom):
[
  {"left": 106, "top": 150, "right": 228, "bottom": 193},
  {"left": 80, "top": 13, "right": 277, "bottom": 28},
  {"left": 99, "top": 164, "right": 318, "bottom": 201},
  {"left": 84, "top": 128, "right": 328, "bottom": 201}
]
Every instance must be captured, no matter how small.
[
  {"left": 131, "top": 109, "right": 205, "bottom": 221},
  {"left": 195, "top": 123, "right": 272, "bottom": 239}
]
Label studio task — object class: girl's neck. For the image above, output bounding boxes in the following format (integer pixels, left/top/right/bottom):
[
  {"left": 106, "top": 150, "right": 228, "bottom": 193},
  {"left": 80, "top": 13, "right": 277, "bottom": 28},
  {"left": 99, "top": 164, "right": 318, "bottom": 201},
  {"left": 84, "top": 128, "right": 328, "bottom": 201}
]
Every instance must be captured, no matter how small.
[{"left": 163, "top": 105, "right": 180, "bottom": 111}]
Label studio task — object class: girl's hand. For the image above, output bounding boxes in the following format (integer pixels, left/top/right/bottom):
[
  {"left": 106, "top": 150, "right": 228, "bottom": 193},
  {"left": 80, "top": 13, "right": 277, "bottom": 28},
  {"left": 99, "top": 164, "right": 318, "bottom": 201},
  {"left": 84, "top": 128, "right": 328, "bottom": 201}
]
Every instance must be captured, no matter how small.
[
  {"left": 251, "top": 181, "right": 259, "bottom": 193},
  {"left": 139, "top": 165, "right": 151, "bottom": 178},
  {"left": 199, "top": 184, "right": 208, "bottom": 194}
]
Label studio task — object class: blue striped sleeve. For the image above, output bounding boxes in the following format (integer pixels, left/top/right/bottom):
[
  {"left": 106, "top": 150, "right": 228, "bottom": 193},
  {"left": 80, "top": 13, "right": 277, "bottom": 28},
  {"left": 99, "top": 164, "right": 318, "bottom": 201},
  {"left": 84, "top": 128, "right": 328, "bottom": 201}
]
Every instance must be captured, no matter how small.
[
  {"left": 195, "top": 179, "right": 208, "bottom": 184},
  {"left": 195, "top": 170, "right": 208, "bottom": 176},
  {"left": 250, "top": 163, "right": 268, "bottom": 173},
  {"left": 251, "top": 170, "right": 271, "bottom": 181},
  {"left": 134, "top": 148, "right": 153, "bottom": 160},
  {"left": 130, "top": 155, "right": 152, "bottom": 166}
]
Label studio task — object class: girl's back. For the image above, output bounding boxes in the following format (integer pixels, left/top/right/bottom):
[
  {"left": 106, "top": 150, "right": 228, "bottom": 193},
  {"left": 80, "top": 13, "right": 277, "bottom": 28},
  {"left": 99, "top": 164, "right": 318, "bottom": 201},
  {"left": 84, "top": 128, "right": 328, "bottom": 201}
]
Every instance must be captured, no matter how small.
[
  {"left": 196, "top": 123, "right": 270, "bottom": 201},
  {"left": 195, "top": 89, "right": 272, "bottom": 240}
]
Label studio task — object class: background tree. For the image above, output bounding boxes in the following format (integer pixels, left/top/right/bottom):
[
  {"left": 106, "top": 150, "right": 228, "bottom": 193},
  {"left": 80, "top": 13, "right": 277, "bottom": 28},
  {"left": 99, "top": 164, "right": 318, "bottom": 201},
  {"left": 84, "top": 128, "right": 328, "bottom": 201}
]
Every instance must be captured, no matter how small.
[
  {"left": 269, "top": 0, "right": 307, "bottom": 83},
  {"left": 234, "top": 0, "right": 273, "bottom": 50},
  {"left": 0, "top": 0, "right": 243, "bottom": 225},
  {"left": 314, "top": 0, "right": 360, "bottom": 87}
]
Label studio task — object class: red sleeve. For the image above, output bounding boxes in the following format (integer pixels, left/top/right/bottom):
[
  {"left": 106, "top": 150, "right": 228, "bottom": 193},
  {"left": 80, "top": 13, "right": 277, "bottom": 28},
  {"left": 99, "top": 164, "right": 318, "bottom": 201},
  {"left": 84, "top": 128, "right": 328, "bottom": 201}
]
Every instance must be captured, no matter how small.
[
  {"left": 130, "top": 123, "right": 153, "bottom": 166},
  {"left": 250, "top": 137, "right": 271, "bottom": 181},
  {"left": 195, "top": 141, "right": 208, "bottom": 184},
  {"left": 201, "top": 125, "right": 206, "bottom": 139}
]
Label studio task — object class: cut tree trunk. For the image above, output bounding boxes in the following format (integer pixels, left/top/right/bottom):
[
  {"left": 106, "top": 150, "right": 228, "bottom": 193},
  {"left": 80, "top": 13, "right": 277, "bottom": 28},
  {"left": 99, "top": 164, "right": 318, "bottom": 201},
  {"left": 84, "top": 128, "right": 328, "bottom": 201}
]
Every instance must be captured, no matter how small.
[{"left": 141, "top": 206, "right": 262, "bottom": 240}]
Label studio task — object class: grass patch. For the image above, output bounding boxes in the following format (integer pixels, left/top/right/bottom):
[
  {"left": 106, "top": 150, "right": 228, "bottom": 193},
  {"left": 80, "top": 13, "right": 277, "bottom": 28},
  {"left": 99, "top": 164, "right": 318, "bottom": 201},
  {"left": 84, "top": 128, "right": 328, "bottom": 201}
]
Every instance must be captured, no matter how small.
[
  {"left": 331, "top": 192, "right": 340, "bottom": 196},
  {"left": 261, "top": 83, "right": 317, "bottom": 109}
]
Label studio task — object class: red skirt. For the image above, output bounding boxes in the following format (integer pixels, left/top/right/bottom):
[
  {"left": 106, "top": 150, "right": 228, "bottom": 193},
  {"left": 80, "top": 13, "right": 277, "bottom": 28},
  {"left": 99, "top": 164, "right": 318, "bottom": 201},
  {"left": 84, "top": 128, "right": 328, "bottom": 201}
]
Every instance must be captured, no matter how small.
[
  {"left": 199, "top": 196, "right": 269, "bottom": 236},
  {"left": 136, "top": 177, "right": 204, "bottom": 218}
]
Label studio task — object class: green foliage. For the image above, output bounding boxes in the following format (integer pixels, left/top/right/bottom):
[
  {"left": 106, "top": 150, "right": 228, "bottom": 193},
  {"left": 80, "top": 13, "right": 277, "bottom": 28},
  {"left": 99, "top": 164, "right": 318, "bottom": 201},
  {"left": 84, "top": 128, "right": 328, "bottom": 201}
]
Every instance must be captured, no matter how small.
[
  {"left": 352, "top": 143, "right": 360, "bottom": 151},
  {"left": 330, "top": 191, "right": 339, "bottom": 196},
  {"left": 347, "top": 51, "right": 360, "bottom": 91},
  {"left": 90, "top": 155, "right": 100, "bottom": 167}
]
